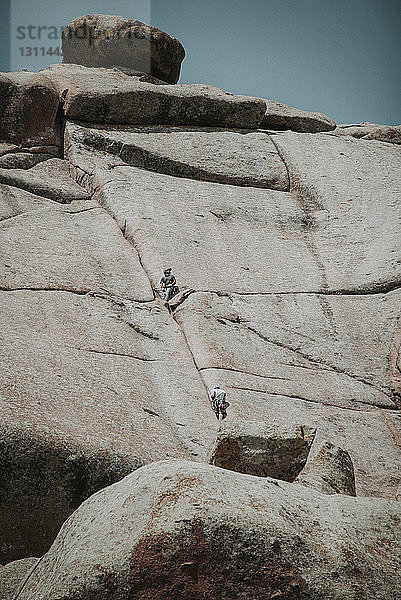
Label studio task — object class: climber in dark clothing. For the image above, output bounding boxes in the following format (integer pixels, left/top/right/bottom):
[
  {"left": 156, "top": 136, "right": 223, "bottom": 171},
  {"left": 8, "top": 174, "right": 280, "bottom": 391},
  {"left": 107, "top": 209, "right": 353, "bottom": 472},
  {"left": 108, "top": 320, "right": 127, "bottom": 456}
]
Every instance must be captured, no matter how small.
[
  {"left": 210, "top": 385, "right": 230, "bottom": 421},
  {"left": 160, "top": 268, "right": 177, "bottom": 302}
]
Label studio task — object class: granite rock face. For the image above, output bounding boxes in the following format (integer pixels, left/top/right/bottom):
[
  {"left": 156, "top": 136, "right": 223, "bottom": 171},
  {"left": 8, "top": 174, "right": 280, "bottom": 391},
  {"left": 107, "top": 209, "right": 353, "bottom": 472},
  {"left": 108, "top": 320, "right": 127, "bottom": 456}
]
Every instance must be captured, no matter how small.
[
  {"left": 91, "top": 132, "right": 401, "bottom": 296},
  {"left": 62, "top": 14, "right": 185, "bottom": 84},
  {"left": 1, "top": 14, "right": 400, "bottom": 594},
  {"left": 0, "top": 290, "right": 215, "bottom": 561},
  {"left": 0, "top": 203, "right": 153, "bottom": 297},
  {"left": 17, "top": 460, "right": 401, "bottom": 600},
  {"left": 208, "top": 421, "right": 316, "bottom": 480},
  {"left": 0, "top": 72, "right": 60, "bottom": 147}
]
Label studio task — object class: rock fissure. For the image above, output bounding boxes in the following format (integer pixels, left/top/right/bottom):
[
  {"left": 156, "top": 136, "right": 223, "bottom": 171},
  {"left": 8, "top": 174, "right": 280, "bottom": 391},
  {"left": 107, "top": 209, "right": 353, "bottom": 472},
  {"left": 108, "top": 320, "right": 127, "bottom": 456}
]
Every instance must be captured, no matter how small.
[
  {"left": 269, "top": 134, "right": 291, "bottom": 186},
  {"left": 0, "top": 177, "right": 88, "bottom": 204},
  {"left": 199, "top": 366, "right": 288, "bottom": 381},
  {"left": 64, "top": 206, "right": 100, "bottom": 215},
  {"left": 0, "top": 285, "right": 91, "bottom": 296},
  {"left": 172, "top": 287, "right": 401, "bottom": 314},
  {"left": 13, "top": 554, "right": 46, "bottom": 600},
  {"left": 0, "top": 287, "right": 154, "bottom": 305},
  {"left": 229, "top": 385, "right": 380, "bottom": 412},
  {"left": 69, "top": 346, "right": 157, "bottom": 362}
]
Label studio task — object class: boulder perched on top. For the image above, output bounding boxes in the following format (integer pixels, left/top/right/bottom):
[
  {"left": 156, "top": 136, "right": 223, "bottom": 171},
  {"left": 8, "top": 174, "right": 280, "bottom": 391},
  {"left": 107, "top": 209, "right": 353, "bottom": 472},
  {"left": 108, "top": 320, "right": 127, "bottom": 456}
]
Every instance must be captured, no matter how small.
[
  {"left": 208, "top": 420, "right": 316, "bottom": 480},
  {"left": 260, "top": 99, "right": 336, "bottom": 133},
  {"left": 62, "top": 14, "right": 185, "bottom": 84},
  {"left": 0, "top": 72, "right": 60, "bottom": 146}
]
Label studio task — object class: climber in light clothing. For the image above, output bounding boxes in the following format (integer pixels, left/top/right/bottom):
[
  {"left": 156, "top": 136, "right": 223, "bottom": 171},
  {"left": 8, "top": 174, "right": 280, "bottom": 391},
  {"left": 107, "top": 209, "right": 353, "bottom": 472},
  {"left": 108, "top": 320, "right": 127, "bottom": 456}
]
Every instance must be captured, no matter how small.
[{"left": 210, "top": 385, "right": 230, "bottom": 420}]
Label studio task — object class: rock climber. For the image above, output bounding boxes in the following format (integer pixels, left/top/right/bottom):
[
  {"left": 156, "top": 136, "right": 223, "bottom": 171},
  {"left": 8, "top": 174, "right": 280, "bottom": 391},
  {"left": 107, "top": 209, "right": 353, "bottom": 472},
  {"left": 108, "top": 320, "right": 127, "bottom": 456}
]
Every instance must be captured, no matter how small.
[
  {"left": 160, "top": 268, "right": 177, "bottom": 302},
  {"left": 210, "top": 385, "right": 230, "bottom": 421}
]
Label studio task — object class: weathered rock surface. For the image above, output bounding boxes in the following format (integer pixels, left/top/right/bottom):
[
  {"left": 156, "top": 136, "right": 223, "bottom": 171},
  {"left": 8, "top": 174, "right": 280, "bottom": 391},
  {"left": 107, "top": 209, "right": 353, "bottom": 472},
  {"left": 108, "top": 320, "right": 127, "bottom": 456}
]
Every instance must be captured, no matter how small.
[
  {"left": 0, "top": 158, "right": 90, "bottom": 202},
  {"left": 17, "top": 460, "right": 401, "bottom": 600},
  {"left": 208, "top": 420, "right": 316, "bottom": 480},
  {"left": 0, "top": 557, "right": 38, "bottom": 600},
  {"left": 96, "top": 166, "right": 322, "bottom": 294},
  {"left": 174, "top": 290, "right": 401, "bottom": 497},
  {"left": 333, "top": 122, "right": 401, "bottom": 144},
  {"left": 0, "top": 291, "right": 215, "bottom": 562},
  {"left": 0, "top": 72, "right": 60, "bottom": 146},
  {"left": 62, "top": 14, "right": 185, "bottom": 84},
  {"left": 0, "top": 204, "right": 154, "bottom": 298},
  {"left": 1, "top": 26, "right": 400, "bottom": 590},
  {"left": 0, "top": 184, "right": 61, "bottom": 221},
  {"left": 261, "top": 100, "right": 336, "bottom": 132},
  {"left": 174, "top": 291, "right": 400, "bottom": 407},
  {"left": 295, "top": 441, "right": 356, "bottom": 496},
  {"left": 0, "top": 152, "right": 56, "bottom": 169},
  {"left": 90, "top": 129, "right": 401, "bottom": 296},
  {"left": 272, "top": 131, "right": 401, "bottom": 293},
  {"left": 41, "top": 64, "right": 266, "bottom": 127},
  {"left": 66, "top": 121, "right": 289, "bottom": 189}
]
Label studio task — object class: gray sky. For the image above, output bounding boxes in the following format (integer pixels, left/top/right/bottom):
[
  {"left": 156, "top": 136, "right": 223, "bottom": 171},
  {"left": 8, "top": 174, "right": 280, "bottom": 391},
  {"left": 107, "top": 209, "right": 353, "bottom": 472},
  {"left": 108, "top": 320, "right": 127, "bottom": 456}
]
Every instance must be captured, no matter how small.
[{"left": 2, "top": 0, "right": 400, "bottom": 125}]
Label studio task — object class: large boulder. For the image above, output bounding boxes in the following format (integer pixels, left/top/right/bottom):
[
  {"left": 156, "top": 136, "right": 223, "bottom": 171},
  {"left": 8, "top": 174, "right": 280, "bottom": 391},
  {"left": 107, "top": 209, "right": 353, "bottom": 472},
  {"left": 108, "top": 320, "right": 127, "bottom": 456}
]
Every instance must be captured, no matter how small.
[
  {"left": 41, "top": 64, "right": 266, "bottom": 128},
  {"left": 208, "top": 420, "right": 316, "bottom": 480},
  {"left": 296, "top": 441, "right": 356, "bottom": 496},
  {"left": 62, "top": 14, "right": 185, "bottom": 84},
  {"left": 362, "top": 125, "right": 401, "bottom": 144},
  {"left": 260, "top": 100, "right": 336, "bottom": 133},
  {"left": 17, "top": 460, "right": 401, "bottom": 600},
  {"left": 0, "top": 72, "right": 60, "bottom": 147}
]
